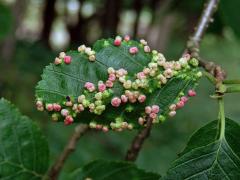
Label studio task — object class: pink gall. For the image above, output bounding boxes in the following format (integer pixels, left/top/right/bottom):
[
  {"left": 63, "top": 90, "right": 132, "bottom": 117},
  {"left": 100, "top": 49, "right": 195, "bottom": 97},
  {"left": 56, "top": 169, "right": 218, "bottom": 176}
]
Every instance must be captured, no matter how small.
[
  {"left": 54, "top": 57, "right": 62, "bottom": 65},
  {"left": 98, "top": 83, "right": 106, "bottom": 92},
  {"left": 164, "top": 69, "right": 173, "bottom": 78},
  {"left": 64, "top": 115, "right": 74, "bottom": 125},
  {"left": 140, "top": 39, "right": 147, "bottom": 45},
  {"left": 108, "top": 73, "right": 116, "bottom": 81},
  {"left": 102, "top": 126, "right": 109, "bottom": 132},
  {"left": 121, "top": 95, "right": 128, "bottom": 103},
  {"left": 61, "top": 109, "right": 69, "bottom": 117},
  {"left": 116, "top": 68, "right": 127, "bottom": 77},
  {"left": 152, "top": 105, "right": 160, "bottom": 114},
  {"left": 180, "top": 96, "right": 188, "bottom": 103},
  {"left": 183, "top": 53, "right": 191, "bottom": 61},
  {"left": 138, "top": 94, "right": 146, "bottom": 103},
  {"left": 124, "top": 35, "right": 130, "bottom": 41},
  {"left": 144, "top": 46, "right": 151, "bottom": 53},
  {"left": 105, "top": 80, "right": 113, "bottom": 88},
  {"left": 143, "top": 68, "right": 150, "bottom": 75},
  {"left": 46, "top": 104, "right": 54, "bottom": 111},
  {"left": 176, "top": 101, "right": 185, "bottom": 109},
  {"left": 96, "top": 124, "right": 103, "bottom": 130},
  {"left": 111, "top": 97, "right": 121, "bottom": 107},
  {"left": 84, "top": 82, "right": 96, "bottom": 92},
  {"left": 137, "top": 72, "right": 146, "bottom": 79},
  {"left": 77, "top": 104, "right": 84, "bottom": 111},
  {"left": 114, "top": 39, "right": 121, "bottom": 46},
  {"left": 145, "top": 106, "right": 152, "bottom": 114},
  {"left": 64, "top": 56, "right": 72, "bottom": 64},
  {"left": 65, "top": 101, "right": 73, "bottom": 107},
  {"left": 188, "top": 89, "right": 196, "bottom": 97},
  {"left": 129, "top": 47, "right": 138, "bottom": 54},
  {"left": 150, "top": 113, "right": 157, "bottom": 119},
  {"left": 53, "top": 103, "right": 61, "bottom": 111},
  {"left": 128, "top": 95, "right": 137, "bottom": 103}
]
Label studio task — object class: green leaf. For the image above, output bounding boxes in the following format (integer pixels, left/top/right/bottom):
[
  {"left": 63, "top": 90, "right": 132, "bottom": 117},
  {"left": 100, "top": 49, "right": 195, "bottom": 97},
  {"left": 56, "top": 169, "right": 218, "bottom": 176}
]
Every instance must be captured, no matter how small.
[
  {"left": 0, "top": 98, "right": 49, "bottom": 179},
  {"left": 35, "top": 38, "right": 201, "bottom": 130},
  {"left": 164, "top": 118, "right": 240, "bottom": 179},
  {"left": 0, "top": 3, "right": 13, "bottom": 41},
  {"left": 219, "top": 0, "right": 240, "bottom": 38},
  {"left": 70, "top": 159, "right": 160, "bottom": 180}
]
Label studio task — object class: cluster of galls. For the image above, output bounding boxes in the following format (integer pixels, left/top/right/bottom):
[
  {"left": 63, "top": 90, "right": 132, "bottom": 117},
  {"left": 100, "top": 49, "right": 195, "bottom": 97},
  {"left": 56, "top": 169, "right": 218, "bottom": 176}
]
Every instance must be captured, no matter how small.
[
  {"left": 38, "top": 35, "right": 202, "bottom": 131},
  {"left": 77, "top": 45, "right": 96, "bottom": 62},
  {"left": 54, "top": 52, "right": 72, "bottom": 65}
]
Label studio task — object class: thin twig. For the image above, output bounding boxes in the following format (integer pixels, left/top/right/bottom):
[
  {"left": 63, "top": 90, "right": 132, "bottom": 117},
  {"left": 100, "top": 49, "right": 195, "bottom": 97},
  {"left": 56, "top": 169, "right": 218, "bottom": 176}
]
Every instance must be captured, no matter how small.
[
  {"left": 48, "top": 124, "right": 88, "bottom": 180},
  {"left": 186, "top": 0, "right": 226, "bottom": 82},
  {"left": 125, "top": 117, "right": 153, "bottom": 161},
  {"left": 190, "top": 0, "right": 219, "bottom": 51}
]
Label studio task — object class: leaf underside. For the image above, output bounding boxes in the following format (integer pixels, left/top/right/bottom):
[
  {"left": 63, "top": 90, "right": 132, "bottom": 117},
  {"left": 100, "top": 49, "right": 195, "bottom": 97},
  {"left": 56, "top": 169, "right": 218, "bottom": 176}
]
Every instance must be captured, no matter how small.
[
  {"left": 164, "top": 118, "right": 240, "bottom": 179},
  {"left": 0, "top": 98, "right": 49, "bottom": 180},
  {"left": 70, "top": 159, "right": 160, "bottom": 180},
  {"left": 36, "top": 38, "right": 201, "bottom": 129}
]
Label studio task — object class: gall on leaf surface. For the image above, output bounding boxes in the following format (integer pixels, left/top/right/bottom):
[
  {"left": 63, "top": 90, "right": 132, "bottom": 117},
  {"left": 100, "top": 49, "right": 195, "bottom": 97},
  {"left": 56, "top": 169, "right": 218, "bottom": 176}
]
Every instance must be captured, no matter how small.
[
  {"left": 0, "top": 98, "right": 49, "bottom": 180},
  {"left": 164, "top": 118, "right": 240, "bottom": 179},
  {"left": 35, "top": 37, "right": 202, "bottom": 131}
]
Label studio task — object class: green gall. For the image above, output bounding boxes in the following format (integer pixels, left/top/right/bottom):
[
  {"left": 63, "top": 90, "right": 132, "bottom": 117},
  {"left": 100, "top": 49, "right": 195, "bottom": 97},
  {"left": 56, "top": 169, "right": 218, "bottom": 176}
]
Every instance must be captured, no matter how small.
[
  {"left": 189, "top": 58, "right": 199, "bottom": 67},
  {"left": 152, "top": 50, "right": 158, "bottom": 55},
  {"left": 115, "top": 116, "right": 123, "bottom": 123},
  {"left": 51, "top": 113, "right": 59, "bottom": 121},
  {"left": 95, "top": 92, "right": 102, "bottom": 100},
  {"left": 82, "top": 99, "right": 90, "bottom": 107},
  {"left": 103, "top": 40, "right": 110, "bottom": 47},
  {"left": 102, "top": 90, "right": 110, "bottom": 98},
  {"left": 196, "top": 71, "right": 202, "bottom": 78},
  {"left": 96, "top": 105, "right": 106, "bottom": 111},
  {"left": 95, "top": 100, "right": 102, "bottom": 106},
  {"left": 89, "top": 122, "right": 97, "bottom": 128},
  {"left": 159, "top": 115, "right": 166, "bottom": 122}
]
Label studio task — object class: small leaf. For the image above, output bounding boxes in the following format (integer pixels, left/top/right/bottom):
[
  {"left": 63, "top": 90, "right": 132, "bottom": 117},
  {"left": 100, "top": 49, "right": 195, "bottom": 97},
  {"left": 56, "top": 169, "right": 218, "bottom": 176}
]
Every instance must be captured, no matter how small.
[
  {"left": 70, "top": 159, "right": 160, "bottom": 180},
  {"left": 35, "top": 38, "right": 201, "bottom": 130},
  {"left": 164, "top": 118, "right": 240, "bottom": 179},
  {"left": 0, "top": 98, "right": 49, "bottom": 179}
]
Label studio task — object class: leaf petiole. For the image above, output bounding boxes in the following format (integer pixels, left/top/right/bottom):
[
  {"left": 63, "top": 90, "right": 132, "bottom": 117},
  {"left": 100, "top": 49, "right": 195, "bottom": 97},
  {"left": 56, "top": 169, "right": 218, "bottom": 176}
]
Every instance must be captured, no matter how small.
[
  {"left": 218, "top": 97, "right": 225, "bottom": 139},
  {"left": 223, "top": 79, "right": 240, "bottom": 85},
  {"left": 225, "top": 85, "right": 240, "bottom": 93}
]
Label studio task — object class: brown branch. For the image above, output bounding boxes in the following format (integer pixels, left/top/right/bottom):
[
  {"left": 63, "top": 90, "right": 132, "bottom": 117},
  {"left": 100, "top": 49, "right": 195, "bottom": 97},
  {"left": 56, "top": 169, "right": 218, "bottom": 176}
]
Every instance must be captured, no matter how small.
[
  {"left": 125, "top": 117, "right": 153, "bottom": 161},
  {"left": 125, "top": 0, "right": 225, "bottom": 163},
  {"left": 48, "top": 124, "right": 88, "bottom": 180},
  {"left": 186, "top": 0, "right": 226, "bottom": 82}
]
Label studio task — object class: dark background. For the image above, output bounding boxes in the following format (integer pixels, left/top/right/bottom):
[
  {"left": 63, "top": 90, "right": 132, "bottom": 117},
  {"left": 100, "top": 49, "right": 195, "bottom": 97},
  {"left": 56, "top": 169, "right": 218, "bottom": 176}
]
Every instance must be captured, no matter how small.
[{"left": 0, "top": 0, "right": 240, "bottom": 179}]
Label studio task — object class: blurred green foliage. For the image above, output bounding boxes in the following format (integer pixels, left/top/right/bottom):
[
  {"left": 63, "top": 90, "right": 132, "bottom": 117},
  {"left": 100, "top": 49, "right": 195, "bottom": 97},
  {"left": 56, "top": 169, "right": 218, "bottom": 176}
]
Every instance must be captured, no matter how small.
[{"left": 0, "top": 3, "right": 13, "bottom": 40}]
